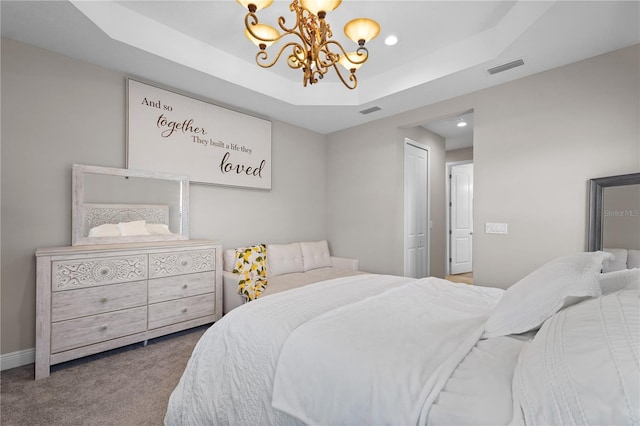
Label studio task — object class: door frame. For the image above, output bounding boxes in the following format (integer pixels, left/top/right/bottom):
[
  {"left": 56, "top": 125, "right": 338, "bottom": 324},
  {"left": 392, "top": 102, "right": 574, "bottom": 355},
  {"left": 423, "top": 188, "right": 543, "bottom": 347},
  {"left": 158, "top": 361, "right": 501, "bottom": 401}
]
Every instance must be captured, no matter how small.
[
  {"left": 445, "top": 160, "right": 473, "bottom": 276},
  {"left": 403, "top": 138, "right": 431, "bottom": 277}
]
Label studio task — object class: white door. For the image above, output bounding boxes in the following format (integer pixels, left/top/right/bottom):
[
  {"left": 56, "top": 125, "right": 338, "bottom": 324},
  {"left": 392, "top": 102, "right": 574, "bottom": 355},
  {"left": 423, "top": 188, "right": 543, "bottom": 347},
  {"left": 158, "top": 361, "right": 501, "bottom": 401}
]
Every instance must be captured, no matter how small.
[
  {"left": 450, "top": 163, "right": 473, "bottom": 274},
  {"left": 404, "top": 141, "right": 429, "bottom": 278}
]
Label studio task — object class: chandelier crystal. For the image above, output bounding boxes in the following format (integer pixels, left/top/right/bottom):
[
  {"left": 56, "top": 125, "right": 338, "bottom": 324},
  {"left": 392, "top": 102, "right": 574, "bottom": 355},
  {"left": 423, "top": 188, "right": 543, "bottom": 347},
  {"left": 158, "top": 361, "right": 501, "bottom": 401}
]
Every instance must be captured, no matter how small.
[{"left": 237, "top": 0, "right": 380, "bottom": 89}]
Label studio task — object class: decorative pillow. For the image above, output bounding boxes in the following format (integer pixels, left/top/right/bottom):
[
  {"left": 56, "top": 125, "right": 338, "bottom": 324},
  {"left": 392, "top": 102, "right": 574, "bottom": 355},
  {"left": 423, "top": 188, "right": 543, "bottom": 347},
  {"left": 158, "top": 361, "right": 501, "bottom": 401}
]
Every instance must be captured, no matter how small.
[
  {"left": 223, "top": 249, "right": 236, "bottom": 272},
  {"left": 267, "top": 243, "right": 304, "bottom": 277},
  {"left": 600, "top": 268, "right": 640, "bottom": 294},
  {"left": 483, "top": 251, "right": 613, "bottom": 338},
  {"left": 117, "top": 220, "right": 150, "bottom": 236},
  {"left": 602, "top": 248, "right": 628, "bottom": 272},
  {"left": 88, "top": 223, "right": 120, "bottom": 238},
  {"left": 146, "top": 223, "right": 172, "bottom": 235},
  {"left": 301, "top": 240, "right": 332, "bottom": 271},
  {"left": 233, "top": 244, "right": 268, "bottom": 301},
  {"left": 628, "top": 249, "right": 640, "bottom": 269}
]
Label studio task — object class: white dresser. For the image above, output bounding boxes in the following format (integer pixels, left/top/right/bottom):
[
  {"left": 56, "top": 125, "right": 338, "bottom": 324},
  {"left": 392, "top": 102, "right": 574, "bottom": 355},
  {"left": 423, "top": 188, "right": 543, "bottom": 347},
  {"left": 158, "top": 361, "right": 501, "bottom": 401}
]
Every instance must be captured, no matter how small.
[{"left": 35, "top": 239, "right": 222, "bottom": 379}]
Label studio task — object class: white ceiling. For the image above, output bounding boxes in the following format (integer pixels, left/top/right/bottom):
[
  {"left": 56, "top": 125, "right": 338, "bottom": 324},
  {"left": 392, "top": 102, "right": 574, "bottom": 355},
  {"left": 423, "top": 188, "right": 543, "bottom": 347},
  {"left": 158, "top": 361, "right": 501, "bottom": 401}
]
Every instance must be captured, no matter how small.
[{"left": 2, "top": 1, "right": 639, "bottom": 149}]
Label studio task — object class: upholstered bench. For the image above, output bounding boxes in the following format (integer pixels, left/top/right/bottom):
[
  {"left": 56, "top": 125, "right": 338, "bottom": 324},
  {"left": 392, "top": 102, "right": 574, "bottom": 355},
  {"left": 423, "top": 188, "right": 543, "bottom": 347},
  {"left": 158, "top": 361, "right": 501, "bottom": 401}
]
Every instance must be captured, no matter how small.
[{"left": 222, "top": 240, "right": 363, "bottom": 314}]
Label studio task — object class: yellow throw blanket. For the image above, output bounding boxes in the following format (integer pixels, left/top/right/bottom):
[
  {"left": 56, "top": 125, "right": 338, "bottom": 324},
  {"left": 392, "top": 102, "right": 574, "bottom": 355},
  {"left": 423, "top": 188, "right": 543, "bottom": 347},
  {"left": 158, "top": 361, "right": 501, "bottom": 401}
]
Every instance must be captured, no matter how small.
[{"left": 233, "top": 244, "right": 268, "bottom": 301}]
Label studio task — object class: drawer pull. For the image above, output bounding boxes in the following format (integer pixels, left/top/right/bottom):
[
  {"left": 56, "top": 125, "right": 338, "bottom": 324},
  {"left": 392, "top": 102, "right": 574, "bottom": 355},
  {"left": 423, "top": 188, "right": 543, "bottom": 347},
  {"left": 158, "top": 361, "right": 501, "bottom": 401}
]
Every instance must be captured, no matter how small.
[
  {"left": 181, "top": 308, "right": 188, "bottom": 313},
  {"left": 100, "top": 297, "right": 108, "bottom": 303},
  {"left": 183, "top": 284, "right": 188, "bottom": 289},
  {"left": 99, "top": 325, "right": 108, "bottom": 331}
]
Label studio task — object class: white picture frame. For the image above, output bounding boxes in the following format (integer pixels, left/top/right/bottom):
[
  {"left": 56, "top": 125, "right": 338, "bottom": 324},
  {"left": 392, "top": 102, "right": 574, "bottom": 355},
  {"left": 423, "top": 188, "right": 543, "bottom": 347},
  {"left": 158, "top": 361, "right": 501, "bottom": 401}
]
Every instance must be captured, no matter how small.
[{"left": 126, "top": 79, "right": 272, "bottom": 189}]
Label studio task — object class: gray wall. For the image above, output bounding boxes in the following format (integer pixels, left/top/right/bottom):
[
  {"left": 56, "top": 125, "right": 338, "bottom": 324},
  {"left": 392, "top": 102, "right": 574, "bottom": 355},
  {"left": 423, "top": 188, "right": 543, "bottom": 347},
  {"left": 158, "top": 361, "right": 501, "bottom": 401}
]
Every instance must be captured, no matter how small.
[
  {"left": 326, "top": 44, "right": 639, "bottom": 287},
  {"left": 2, "top": 37, "right": 639, "bottom": 357},
  {"left": 1, "top": 39, "right": 326, "bottom": 355},
  {"left": 446, "top": 148, "right": 473, "bottom": 163}
]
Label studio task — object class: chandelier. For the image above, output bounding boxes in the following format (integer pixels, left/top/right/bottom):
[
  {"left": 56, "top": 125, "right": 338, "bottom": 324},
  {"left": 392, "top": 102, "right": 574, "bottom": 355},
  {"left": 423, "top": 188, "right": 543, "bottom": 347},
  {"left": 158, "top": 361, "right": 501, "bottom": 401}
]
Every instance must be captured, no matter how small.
[{"left": 237, "top": 0, "right": 380, "bottom": 89}]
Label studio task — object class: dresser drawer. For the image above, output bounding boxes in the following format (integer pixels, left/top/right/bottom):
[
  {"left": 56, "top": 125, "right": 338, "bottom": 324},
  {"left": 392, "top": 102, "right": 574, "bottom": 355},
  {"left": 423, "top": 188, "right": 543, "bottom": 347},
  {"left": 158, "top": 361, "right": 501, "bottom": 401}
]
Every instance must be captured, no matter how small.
[
  {"left": 148, "top": 293, "right": 215, "bottom": 329},
  {"left": 51, "top": 306, "right": 147, "bottom": 353},
  {"left": 52, "top": 281, "right": 147, "bottom": 322},
  {"left": 149, "top": 249, "right": 215, "bottom": 279},
  {"left": 52, "top": 255, "right": 147, "bottom": 290},
  {"left": 148, "top": 271, "right": 215, "bottom": 304}
]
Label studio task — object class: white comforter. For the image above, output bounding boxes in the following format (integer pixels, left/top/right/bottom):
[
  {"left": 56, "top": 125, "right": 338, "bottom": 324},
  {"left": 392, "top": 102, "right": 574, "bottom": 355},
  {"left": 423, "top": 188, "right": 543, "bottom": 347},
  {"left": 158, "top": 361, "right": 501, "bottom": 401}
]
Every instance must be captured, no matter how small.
[{"left": 165, "top": 274, "right": 504, "bottom": 425}]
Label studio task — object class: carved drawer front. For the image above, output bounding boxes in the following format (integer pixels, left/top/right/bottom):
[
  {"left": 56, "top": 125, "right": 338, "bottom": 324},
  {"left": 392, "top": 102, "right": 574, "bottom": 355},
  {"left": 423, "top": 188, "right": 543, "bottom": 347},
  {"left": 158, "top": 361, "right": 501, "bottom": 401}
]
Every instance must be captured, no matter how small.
[
  {"left": 149, "top": 249, "right": 215, "bottom": 279},
  {"left": 51, "top": 306, "right": 147, "bottom": 353},
  {"left": 148, "top": 271, "right": 216, "bottom": 304},
  {"left": 51, "top": 281, "right": 147, "bottom": 322},
  {"left": 148, "top": 293, "right": 215, "bottom": 330},
  {"left": 52, "top": 255, "right": 147, "bottom": 290}
]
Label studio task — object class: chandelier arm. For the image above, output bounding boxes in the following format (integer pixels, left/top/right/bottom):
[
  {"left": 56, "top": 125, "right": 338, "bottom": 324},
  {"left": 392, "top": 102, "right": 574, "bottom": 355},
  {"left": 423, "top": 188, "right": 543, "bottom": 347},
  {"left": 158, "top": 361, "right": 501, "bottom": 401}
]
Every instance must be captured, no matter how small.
[
  {"left": 277, "top": 2, "right": 303, "bottom": 34},
  {"left": 324, "top": 40, "right": 369, "bottom": 65},
  {"left": 255, "top": 41, "right": 306, "bottom": 69},
  {"left": 314, "top": 46, "right": 339, "bottom": 70},
  {"left": 331, "top": 63, "right": 357, "bottom": 89},
  {"left": 244, "top": 13, "right": 281, "bottom": 44}
]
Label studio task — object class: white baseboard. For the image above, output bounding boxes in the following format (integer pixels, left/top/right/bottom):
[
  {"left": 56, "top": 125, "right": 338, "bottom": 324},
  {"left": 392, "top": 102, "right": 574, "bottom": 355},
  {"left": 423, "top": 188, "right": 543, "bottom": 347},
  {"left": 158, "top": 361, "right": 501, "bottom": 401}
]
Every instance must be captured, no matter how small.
[{"left": 1, "top": 347, "right": 35, "bottom": 371}]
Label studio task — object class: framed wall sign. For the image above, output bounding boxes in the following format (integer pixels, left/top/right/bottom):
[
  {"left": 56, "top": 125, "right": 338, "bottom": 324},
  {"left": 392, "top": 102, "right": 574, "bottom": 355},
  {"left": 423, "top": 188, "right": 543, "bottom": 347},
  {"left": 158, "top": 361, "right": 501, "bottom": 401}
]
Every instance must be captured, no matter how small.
[{"left": 126, "top": 79, "right": 272, "bottom": 189}]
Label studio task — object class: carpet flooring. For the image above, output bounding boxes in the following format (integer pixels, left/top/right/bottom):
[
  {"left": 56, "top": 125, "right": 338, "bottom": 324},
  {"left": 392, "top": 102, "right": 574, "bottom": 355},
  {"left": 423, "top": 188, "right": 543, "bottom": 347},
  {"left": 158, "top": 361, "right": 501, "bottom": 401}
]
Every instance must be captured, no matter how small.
[{"left": 0, "top": 325, "right": 208, "bottom": 426}]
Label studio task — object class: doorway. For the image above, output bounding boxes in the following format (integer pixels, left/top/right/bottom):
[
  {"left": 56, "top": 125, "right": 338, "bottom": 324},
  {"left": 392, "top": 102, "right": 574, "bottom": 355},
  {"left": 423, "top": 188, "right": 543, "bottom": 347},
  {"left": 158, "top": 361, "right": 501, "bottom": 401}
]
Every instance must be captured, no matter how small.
[
  {"left": 404, "top": 139, "right": 430, "bottom": 278},
  {"left": 447, "top": 162, "right": 473, "bottom": 278}
]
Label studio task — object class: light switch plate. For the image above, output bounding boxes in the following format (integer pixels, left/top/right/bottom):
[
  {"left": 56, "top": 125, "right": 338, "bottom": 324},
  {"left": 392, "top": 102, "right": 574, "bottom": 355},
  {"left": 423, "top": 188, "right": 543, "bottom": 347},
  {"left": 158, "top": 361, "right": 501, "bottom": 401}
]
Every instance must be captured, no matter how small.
[{"left": 485, "top": 223, "right": 508, "bottom": 234}]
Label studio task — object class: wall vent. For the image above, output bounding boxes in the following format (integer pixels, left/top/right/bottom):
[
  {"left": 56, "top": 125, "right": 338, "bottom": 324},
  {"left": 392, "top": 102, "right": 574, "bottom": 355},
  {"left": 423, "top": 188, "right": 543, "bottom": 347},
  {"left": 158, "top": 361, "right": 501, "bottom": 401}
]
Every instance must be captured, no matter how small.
[
  {"left": 360, "top": 106, "right": 381, "bottom": 115},
  {"left": 486, "top": 59, "right": 525, "bottom": 75}
]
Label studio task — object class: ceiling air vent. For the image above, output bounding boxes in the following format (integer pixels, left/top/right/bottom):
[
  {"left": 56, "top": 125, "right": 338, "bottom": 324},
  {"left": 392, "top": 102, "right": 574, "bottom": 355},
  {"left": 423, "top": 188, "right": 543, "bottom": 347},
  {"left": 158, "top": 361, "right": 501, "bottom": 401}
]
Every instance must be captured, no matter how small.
[
  {"left": 486, "top": 59, "right": 525, "bottom": 75},
  {"left": 360, "top": 106, "right": 381, "bottom": 115}
]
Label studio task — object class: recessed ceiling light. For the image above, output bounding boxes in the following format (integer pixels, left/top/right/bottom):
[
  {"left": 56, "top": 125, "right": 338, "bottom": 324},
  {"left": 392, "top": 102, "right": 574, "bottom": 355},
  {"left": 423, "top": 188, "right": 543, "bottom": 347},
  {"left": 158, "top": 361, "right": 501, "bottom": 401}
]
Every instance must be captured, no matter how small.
[
  {"left": 384, "top": 35, "right": 398, "bottom": 46},
  {"left": 457, "top": 121, "right": 468, "bottom": 127}
]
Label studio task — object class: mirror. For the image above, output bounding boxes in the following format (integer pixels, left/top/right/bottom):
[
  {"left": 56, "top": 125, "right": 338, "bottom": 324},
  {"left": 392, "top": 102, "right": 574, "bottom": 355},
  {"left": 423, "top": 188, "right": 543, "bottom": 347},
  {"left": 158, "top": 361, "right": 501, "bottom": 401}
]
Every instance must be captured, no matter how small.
[
  {"left": 72, "top": 164, "right": 189, "bottom": 245},
  {"left": 588, "top": 172, "right": 640, "bottom": 251}
]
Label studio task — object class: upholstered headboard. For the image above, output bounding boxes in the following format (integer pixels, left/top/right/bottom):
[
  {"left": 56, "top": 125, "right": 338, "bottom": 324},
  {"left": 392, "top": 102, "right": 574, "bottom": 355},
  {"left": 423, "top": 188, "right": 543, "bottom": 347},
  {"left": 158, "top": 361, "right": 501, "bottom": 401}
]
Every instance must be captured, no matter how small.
[{"left": 82, "top": 203, "right": 169, "bottom": 236}]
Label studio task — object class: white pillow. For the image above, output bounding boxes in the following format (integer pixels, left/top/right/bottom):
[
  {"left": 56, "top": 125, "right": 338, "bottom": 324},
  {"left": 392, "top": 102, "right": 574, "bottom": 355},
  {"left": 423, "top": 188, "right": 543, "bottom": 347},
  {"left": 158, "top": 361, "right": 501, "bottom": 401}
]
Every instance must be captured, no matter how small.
[
  {"left": 483, "top": 251, "right": 613, "bottom": 338},
  {"left": 301, "top": 240, "right": 332, "bottom": 271},
  {"left": 88, "top": 223, "right": 120, "bottom": 238},
  {"left": 511, "top": 288, "right": 639, "bottom": 426},
  {"left": 602, "top": 248, "right": 628, "bottom": 272},
  {"left": 628, "top": 249, "right": 640, "bottom": 269},
  {"left": 117, "top": 220, "right": 150, "bottom": 236},
  {"left": 599, "top": 268, "right": 640, "bottom": 294},
  {"left": 223, "top": 249, "right": 236, "bottom": 272},
  {"left": 146, "top": 223, "right": 172, "bottom": 235},
  {"left": 267, "top": 243, "right": 304, "bottom": 277}
]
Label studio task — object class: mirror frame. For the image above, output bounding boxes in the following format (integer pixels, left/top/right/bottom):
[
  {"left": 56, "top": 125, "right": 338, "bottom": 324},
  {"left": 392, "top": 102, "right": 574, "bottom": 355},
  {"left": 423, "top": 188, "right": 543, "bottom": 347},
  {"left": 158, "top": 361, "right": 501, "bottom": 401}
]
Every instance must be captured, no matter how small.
[
  {"left": 72, "top": 164, "right": 190, "bottom": 246},
  {"left": 588, "top": 172, "right": 640, "bottom": 252}
]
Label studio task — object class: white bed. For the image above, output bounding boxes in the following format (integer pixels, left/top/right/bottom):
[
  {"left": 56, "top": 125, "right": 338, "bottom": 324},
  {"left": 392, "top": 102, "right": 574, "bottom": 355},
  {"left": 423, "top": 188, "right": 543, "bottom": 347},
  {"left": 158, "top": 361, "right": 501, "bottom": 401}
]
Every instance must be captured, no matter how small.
[{"left": 165, "top": 251, "right": 639, "bottom": 425}]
